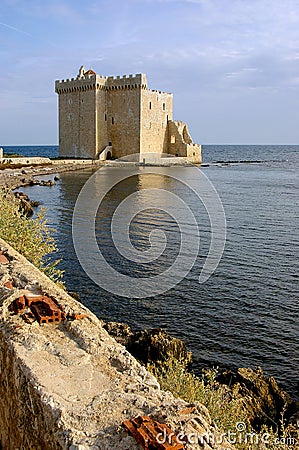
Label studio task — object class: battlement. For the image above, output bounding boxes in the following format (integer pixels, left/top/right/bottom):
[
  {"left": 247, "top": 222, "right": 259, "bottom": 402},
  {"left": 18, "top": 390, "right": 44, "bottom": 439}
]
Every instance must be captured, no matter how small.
[
  {"left": 55, "top": 67, "right": 148, "bottom": 93},
  {"left": 55, "top": 73, "right": 107, "bottom": 94},
  {"left": 106, "top": 73, "right": 147, "bottom": 89}
]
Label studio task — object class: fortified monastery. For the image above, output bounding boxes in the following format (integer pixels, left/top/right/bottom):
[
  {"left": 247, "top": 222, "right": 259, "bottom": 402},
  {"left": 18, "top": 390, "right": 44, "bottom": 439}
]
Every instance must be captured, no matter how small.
[{"left": 55, "top": 66, "right": 201, "bottom": 162}]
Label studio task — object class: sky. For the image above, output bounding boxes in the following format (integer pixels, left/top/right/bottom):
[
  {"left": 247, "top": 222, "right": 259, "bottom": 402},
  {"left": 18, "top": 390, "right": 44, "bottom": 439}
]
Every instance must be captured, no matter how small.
[{"left": 1, "top": 0, "right": 299, "bottom": 145}]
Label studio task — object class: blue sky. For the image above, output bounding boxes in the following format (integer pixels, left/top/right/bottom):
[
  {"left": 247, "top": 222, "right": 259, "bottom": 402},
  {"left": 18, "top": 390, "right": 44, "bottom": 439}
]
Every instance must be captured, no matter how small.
[{"left": 1, "top": 0, "right": 299, "bottom": 145}]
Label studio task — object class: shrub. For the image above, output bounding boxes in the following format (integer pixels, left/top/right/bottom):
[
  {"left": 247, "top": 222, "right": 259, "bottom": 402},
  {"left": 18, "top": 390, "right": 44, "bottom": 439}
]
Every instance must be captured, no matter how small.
[
  {"left": 0, "top": 189, "right": 63, "bottom": 284},
  {"left": 147, "top": 358, "right": 298, "bottom": 450}
]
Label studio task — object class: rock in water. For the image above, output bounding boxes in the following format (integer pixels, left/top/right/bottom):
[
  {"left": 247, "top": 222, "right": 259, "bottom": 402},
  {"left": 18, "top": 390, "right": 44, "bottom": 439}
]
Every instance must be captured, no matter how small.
[{"left": 14, "top": 191, "right": 34, "bottom": 217}]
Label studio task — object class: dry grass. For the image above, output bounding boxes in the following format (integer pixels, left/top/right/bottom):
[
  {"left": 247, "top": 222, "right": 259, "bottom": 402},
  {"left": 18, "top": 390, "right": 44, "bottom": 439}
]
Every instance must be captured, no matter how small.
[{"left": 147, "top": 358, "right": 298, "bottom": 449}]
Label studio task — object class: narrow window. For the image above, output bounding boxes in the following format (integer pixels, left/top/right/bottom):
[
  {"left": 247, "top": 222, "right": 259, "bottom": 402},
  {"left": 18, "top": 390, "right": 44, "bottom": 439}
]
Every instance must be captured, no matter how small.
[
  {"left": 68, "top": 113, "right": 72, "bottom": 120},
  {"left": 112, "top": 117, "right": 114, "bottom": 124},
  {"left": 163, "top": 103, "right": 165, "bottom": 111},
  {"left": 166, "top": 115, "right": 169, "bottom": 122},
  {"left": 68, "top": 99, "right": 72, "bottom": 105},
  {"left": 149, "top": 102, "right": 152, "bottom": 109},
  {"left": 193, "top": 152, "right": 195, "bottom": 156},
  {"left": 149, "top": 122, "right": 151, "bottom": 129},
  {"left": 105, "top": 113, "right": 107, "bottom": 121}
]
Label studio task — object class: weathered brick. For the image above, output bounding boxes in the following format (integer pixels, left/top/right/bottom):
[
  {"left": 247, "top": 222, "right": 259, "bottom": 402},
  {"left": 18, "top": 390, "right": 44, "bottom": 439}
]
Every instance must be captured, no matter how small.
[
  {"left": 4, "top": 280, "right": 13, "bottom": 290},
  {"left": 122, "top": 415, "right": 185, "bottom": 449},
  {"left": 0, "top": 253, "right": 9, "bottom": 265}
]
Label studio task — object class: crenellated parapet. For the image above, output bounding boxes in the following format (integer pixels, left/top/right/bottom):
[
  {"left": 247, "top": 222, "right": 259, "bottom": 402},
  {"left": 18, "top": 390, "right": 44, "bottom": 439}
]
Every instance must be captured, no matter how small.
[
  {"left": 55, "top": 69, "right": 148, "bottom": 93},
  {"left": 55, "top": 74, "right": 106, "bottom": 94},
  {"left": 106, "top": 73, "right": 147, "bottom": 90}
]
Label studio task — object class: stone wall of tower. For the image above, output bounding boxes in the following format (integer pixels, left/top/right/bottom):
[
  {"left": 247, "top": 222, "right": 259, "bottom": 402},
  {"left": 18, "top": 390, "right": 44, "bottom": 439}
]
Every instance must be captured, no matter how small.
[
  {"left": 106, "top": 86, "right": 141, "bottom": 158},
  {"left": 95, "top": 77, "right": 109, "bottom": 156},
  {"left": 140, "top": 89, "right": 173, "bottom": 155},
  {"left": 104, "top": 74, "right": 147, "bottom": 158},
  {"left": 55, "top": 76, "right": 99, "bottom": 158},
  {"left": 57, "top": 89, "right": 80, "bottom": 158}
]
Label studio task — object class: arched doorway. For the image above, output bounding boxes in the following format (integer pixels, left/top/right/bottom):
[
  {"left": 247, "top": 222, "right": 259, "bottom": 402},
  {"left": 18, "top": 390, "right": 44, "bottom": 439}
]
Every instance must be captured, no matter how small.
[{"left": 106, "top": 150, "right": 112, "bottom": 160}]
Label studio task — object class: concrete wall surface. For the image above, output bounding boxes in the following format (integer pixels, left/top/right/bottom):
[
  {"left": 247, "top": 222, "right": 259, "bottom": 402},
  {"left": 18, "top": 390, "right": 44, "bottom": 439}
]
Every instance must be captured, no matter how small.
[{"left": 0, "top": 238, "right": 233, "bottom": 450}]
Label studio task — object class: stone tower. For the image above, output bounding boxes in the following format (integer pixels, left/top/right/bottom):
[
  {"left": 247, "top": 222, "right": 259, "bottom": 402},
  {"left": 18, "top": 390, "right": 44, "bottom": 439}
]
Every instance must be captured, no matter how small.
[{"left": 55, "top": 66, "right": 201, "bottom": 163}]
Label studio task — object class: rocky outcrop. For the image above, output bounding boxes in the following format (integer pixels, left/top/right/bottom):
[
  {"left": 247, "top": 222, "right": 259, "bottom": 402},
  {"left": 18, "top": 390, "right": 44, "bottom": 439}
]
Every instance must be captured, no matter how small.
[
  {"left": 105, "top": 322, "right": 299, "bottom": 440},
  {"left": 0, "top": 239, "right": 234, "bottom": 450},
  {"left": 104, "top": 322, "right": 192, "bottom": 368},
  {"left": 14, "top": 191, "right": 36, "bottom": 217},
  {"left": 0, "top": 159, "right": 104, "bottom": 190},
  {"left": 217, "top": 367, "right": 297, "bottom": 432},
  {"left": 29, "top": 179, "right": 56, "bottom": 187}
]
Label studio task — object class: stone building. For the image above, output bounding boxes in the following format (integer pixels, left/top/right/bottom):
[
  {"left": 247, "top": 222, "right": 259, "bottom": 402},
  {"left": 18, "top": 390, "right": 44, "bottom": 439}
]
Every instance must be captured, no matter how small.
[{"left": 55, "top": 66, "right": 201, "bottom": 163}]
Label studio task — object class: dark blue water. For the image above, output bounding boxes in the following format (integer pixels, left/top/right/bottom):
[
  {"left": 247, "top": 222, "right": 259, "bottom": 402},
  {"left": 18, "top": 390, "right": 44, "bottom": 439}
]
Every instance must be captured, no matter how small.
[
  {"left": 18, "top": 145, "right": 299, "bottom": 397},
  {"left": 2, "top": 144, "right": 297, "bottom": 165},
  {"left": 2, "top": 146, "right": 58, "bottom": 159}
]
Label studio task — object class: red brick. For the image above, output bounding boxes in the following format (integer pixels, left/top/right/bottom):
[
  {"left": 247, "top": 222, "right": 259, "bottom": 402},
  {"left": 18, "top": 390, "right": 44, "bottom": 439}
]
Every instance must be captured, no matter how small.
[
  {"left": 178, "top": 406, "right": 196, "bottom": 415},
  {"left": 0, "top": 254, "right": 9, "bottom": 265},
  {"left": 11, "top": 296, "right": 26, "bottom": 314},
  {"left": 4, "top": 280, "right": 13, "bottom": 290},
  {"left": 30, "top": 295, "right": 65, "bottom": 324},
  {"left": 122, "top": 416, "right": 184, "bottom": 449},
  {"left": 24, "top": 293, "right": 44, "bottom": 306},
  {"left": 70, "top": 313, "right": 88, "bottom": 320}
]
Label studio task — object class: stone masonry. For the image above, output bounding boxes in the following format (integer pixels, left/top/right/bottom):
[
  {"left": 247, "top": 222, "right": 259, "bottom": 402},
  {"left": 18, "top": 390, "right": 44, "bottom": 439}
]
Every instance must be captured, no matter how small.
[
  {"left": 55, "top": 66, "right": 201, "bottom": 163},
  {"left": 0, "top": 238, "right": 234, "bottom": 450}
]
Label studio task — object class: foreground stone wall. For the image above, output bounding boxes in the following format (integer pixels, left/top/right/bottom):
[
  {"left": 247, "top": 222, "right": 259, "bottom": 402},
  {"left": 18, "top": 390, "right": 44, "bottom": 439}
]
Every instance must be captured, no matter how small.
[{"left": 0, "top": 238, "right": 233, "bottom": 450}]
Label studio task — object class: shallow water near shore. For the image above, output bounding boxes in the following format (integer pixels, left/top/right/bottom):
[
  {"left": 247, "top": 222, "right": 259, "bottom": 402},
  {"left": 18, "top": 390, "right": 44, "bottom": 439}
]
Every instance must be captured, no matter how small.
[{"left": 18, "top": 145, "right": 299, "bottom": 398}]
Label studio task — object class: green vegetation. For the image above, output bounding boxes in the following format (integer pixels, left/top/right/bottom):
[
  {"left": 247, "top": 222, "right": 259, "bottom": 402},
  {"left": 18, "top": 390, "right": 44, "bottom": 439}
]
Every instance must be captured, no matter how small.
[
  {"left": 0, "top": 189, "right": 63, "bottom": 284},
  {"left": 147, "top": 358, "right": 298, "bottom": 450}
]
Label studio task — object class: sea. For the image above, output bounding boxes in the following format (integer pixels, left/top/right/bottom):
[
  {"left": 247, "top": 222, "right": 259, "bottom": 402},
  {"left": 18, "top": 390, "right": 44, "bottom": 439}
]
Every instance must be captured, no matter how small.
[{"left": 3, "top": 144, "right": 299, "bottom": 398}]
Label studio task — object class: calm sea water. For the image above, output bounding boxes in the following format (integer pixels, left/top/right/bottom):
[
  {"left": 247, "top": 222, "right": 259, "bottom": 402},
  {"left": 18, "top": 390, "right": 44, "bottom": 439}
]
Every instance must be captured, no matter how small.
[
  {"left": 2, "top": 145, "right": 58, "bottom": 158},
  {"left": 11, "top": 145, "right": 299, "bottom": 397}
]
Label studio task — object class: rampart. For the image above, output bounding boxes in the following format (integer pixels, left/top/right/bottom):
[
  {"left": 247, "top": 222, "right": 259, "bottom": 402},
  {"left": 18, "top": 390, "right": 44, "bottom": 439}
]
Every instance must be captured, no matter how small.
[
  {"left": 0, "top": 238, "right": 232, "bottom": 450},
  {"left": 55, "top": 73, "right": 149, "bottom": 93}
]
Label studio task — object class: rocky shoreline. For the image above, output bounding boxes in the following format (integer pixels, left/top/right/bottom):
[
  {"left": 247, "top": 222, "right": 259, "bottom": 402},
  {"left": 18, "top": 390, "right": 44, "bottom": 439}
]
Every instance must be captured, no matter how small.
[
  {"left": 0, "top": 158, "right": 104, "bottom": 190},
  {"left": 103, "top": 321, "right": 299, "bottom": 439},
  {"left": 1, "top": 159, "right": 298, "bottom": 444}
]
